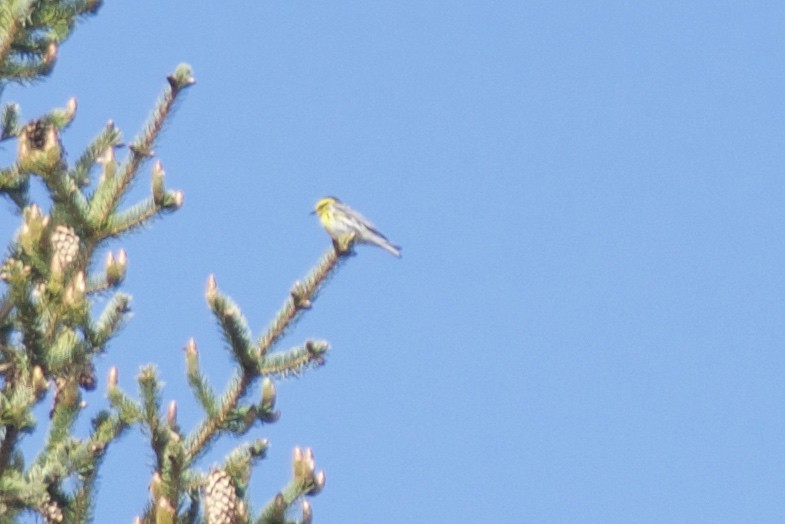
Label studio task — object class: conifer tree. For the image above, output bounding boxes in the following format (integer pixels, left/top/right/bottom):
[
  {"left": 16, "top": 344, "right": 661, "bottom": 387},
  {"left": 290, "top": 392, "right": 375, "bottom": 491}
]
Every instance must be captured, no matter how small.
[{"left": 0, "top": 3, "right": 357, "bottom": 522}]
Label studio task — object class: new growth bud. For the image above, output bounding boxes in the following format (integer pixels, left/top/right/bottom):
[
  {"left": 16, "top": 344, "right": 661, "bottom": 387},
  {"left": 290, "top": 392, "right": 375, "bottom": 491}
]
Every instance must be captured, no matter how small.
[
  {"left": 108, "top": 366, "right": 118, "bottom": 389},
  {"left": 185, "top": 338, "right": 199, "bottom": 376},
  {"left": 302, "top": 500, "right": 313, "bottom": 524},
  {"left": 152, "top": 161, "right": 166, "bottom": 205},
  {"left": 64, "top": 271, "right": 86, "bottom": 306},
  {"left": 167, "top": 64, "right": 197, "bottom": 93},
  {"left": 168, "top": 190, "right": 185, "bottom": 210},
  {"left": 50, "top": 97, "right": 78, "bottom": 128},
  {"left": 313, "top": 470, "right": 326, "bottom": 494},
  {"left": 97, "top": 146, "right": 116, "bottom": 182},
  {"left": 66, "top": 97, "right": 77, "bottom": 118},
  {"left": 291, "top": 446, "right": 324, "bottom": 495},
  {"left": 167, "top": 400, "right": 177, "bottom": 428},
  {"left": 205, "top": 275, "right": 218, "bottom": 305},
  {"left": 261, "top": 378, "right": 276, "bottom": 412},
  {"left": 105, "top": 248, "right": 128, "bottom": 286},
  {"left": 290, "top": 281, "right": 311, "bottom": 309},
  {"left": 45, "top": 43, "right": 58, "bottom": 65},
  {"left": 18, "top": 204, "right": 50, "bottom": 256},
  {"left": 293, "top": 446, "right": 316, "bottom": 479}
]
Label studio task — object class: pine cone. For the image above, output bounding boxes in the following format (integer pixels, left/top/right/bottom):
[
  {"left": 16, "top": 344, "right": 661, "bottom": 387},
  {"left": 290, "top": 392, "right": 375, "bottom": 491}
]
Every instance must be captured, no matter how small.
[
  {"left": 18, "top": 119, "right": 62, "bottom": 169},
  {"left": 25, "top": 120, "right": 50, "bottom": 150},
  {"left": 50, "top": 225, "right": 79, "bottom": 273},
  {"left": 204, "top": 469, "right": 244, "bottom": 524}
]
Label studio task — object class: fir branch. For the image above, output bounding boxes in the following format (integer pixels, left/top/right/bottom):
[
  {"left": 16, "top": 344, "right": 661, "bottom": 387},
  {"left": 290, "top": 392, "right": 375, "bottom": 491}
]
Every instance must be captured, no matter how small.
[
  {"left": 0, "top": 41, "right": 58, "bottom": 81},
  {"left": 0, "top": 165, "right": 29, "bottom": 209},
  {"left": 100, "top": 189, "right": 183, "bottom": 239},
  {"left": 20, "top": 118, "right": 89, "bottom": 227},
  {"left": 110, "top": 66, "right": 194, "bottom": 221},
  {"left": 45, "top": 379, "right": 81, "bottom": 451},
  {"left": 70, "top": 120, "right": 122, "bottom": 188},
  {"left": 1, "top": 102, "right": 21, "bottom": 140},
  {"left": 257, "top": 340, "right": 328, "bottom": 379},
  {"left": 256, "top": 248, "right": 343, "bottom": 357},
  {"left": 0, "top": 0, "right": 100, "bottom": 83},
  {"left": 71, "top": 486, "right": 93, "bottom": 524},
  {"left": 47, "top": 327, "right": 81, "bottom": 372},
  {"left": 184, "top": 369, "right": 251, "bottom": 464},
  {"left": 0, "top": 470, "right": 50, "bottom": 519},
  {"left": 224, "top": 438, "right": 269, "bottom": 492},
  {"left": 184, "top": 338, "right": 218, "bottom": 418},
  {"left": 185, "top": 248, "right": 340, "bottom": 464},
  {"left": 100, "top": 196, "right": 157, "bottom": 237},
  {"left": 106, "top": 377, "right": 144, "bottom": 425},
  {"left": 0, "top": 0, "right": 35, "bottom": 69},
  {"left": 6, "top": 274, "right": 46, "bottom": 367},
  {"left": 256, "top": 447, "right": 323, "bottom": 523},
  {"left": 51, "top": 171, "right": 90, "bottom": 227},
  {"left": 256, "top": 493, "right": 287, "bottom": 524},
  {"left": 256, "top": 493, "right": 314, "bottom": 524},
  {"left": 85, "top": 291, "right": 130, "bottom": 349},
  {"left": 69, "top": 423, "right": 125, "bottom": 519},
  {"left": 47, "top": 96, "right": 78, "bottom": 130},
  {"left": 207, "top": 279, "right": 255, "bottom": 370},
  {"left": 0, "top": 376, "right": 38, "bottom": 431},
  {"left": 160, "top": 432, "right": 186, "bottom": 513},
  {"left": 137, "top": 366, "right": 166, "bottom": 465}
]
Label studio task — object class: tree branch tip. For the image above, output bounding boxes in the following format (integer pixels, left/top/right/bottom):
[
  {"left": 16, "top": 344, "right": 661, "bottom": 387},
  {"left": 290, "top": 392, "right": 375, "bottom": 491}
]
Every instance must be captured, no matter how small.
[
  {"left": 169, "top": 190, "right": 185, "bottom": 209},
  {"left": 290, "top": 281, "right": 311, "bottom": 309},
  {"left": 66, "top": 97, "right": 77, "bottom": 116},
  {"left": 302, "top": 499, "right": 313, "bottom": 522},
  {"left": 261, "top": 377, "right": 276, "bottom": 397},
  {"left": 185, "top": 337, "right": 198, "bottom": 354},
  {"left": 167, "top": 65, "right": 197, "bottom": 92},
  {"left": 305, "top": 340, "right": 329, "bottom": 356},
  {"left": 292, "top": 446, "right": 315, "bottom": 472},
  {"left": 312, "top": 470, "right": 326, "bottom": 494},
  {"left": 107, "top": 366, "right": 118, "bottom": 389},
  {"left": 205, "top": 274, "right": 218, "bottom": 299},
  {"left": 45, "top": 42, "right": 58, "bottom": 62},
  {"left": 167, "top": 400, "right": 177, "bottom": 427}
]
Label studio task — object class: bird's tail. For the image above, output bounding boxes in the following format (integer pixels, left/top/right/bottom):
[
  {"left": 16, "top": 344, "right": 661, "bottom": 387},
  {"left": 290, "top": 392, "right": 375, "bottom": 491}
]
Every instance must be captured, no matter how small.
[
  {"left": 380, "top": 240, "right": 402, "bottom": 258},
  {"left": 367, "top": 230, "right": 402, "bottom": 257}
]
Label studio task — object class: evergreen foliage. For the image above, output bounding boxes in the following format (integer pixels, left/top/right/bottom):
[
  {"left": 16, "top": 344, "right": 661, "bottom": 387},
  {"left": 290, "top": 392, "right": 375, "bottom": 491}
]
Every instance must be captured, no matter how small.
[{"left": 0, "top": 3, "right": 351, "bottom": 522}]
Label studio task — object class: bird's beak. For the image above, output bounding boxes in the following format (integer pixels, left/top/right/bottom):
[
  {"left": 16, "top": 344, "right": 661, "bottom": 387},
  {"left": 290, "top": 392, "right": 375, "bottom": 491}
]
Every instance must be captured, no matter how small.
[{"left": 309, "top": 210, "right": 316, "bottom": 215}]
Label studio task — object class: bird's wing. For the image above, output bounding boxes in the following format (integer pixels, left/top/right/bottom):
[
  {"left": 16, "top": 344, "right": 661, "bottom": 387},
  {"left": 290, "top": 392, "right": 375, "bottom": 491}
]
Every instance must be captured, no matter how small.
[{"left": 335, "top": 201, "right": 377, "bottom": 228}]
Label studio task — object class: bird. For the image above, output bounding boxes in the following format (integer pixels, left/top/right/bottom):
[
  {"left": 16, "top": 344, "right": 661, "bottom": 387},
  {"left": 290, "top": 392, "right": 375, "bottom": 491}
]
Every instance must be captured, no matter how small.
[{"left": 312, "top": 196, "right": 401, "bottom": 257}]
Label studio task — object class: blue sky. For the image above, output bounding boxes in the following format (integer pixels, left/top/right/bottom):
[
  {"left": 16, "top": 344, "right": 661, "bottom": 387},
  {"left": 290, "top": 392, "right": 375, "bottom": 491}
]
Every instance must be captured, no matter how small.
[{"left": 2, "top": 2, "right": 785, "bottom": 522}]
